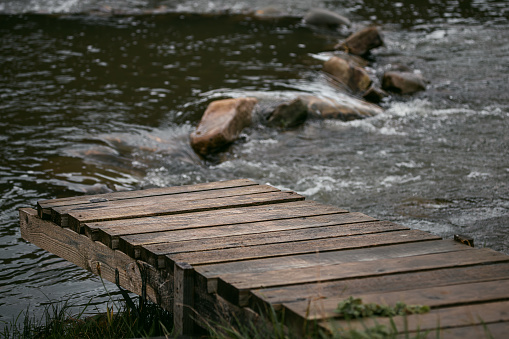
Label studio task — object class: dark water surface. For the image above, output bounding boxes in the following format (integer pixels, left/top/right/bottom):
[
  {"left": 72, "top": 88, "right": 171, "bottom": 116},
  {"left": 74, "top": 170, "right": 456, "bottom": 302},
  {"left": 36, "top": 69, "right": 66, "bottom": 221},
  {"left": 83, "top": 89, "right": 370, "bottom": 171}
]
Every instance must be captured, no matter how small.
[{"left": 1, "top": 0, "right": 508, "bottom": 327}]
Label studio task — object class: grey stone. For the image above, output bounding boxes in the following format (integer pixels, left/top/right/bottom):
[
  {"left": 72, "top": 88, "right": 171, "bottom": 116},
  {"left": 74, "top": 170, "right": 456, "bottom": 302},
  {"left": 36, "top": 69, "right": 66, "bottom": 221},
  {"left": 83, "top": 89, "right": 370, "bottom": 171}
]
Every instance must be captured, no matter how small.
[
  {"left": 267, "top": 98, "right": 309, "bottom": 128},
  {"left": 301, "top": 95, "right": 383, "bottom": 121},
  {"left": 382, "top": 71, "right": 427, "bottom": 94},
  {"left": 337, "top": 27, "right": 384, "bottom": 56},
  {"left": 304, "top": 8, "right": 351, "bottom": 27}
]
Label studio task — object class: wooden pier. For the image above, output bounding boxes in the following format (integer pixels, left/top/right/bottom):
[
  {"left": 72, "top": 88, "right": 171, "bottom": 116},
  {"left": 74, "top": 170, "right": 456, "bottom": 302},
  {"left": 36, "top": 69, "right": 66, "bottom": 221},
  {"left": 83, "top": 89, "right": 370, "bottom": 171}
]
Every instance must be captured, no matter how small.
[{"left": 20, "top": 179, "right": 509, "bottom": 338}]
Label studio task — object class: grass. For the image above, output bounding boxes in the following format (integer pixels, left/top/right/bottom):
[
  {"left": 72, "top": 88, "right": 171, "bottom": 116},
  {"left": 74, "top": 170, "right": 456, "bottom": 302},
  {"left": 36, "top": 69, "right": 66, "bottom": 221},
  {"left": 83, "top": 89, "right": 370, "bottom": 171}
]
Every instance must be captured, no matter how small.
[
  {"left": 0, "top": 292, "right": 495, "bottom": 339},
  {"left": 0, "top": 295, "right": 173, "bottom": 339},
  {"left": 1, "top": 297, "right": 430, "bottom": 339},
  {"left": 1, "top": 274, "right": 174, "bottom": 339}
]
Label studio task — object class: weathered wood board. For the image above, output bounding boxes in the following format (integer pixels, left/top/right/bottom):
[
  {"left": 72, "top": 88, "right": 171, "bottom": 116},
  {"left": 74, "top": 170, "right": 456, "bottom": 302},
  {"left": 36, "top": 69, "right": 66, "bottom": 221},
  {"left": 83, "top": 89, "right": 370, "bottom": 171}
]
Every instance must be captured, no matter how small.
[
  {"left": 37, "top": 178, "right": 257, "bottom": 219},
  {"left": 21, "top": 179, "right": 509, "bottom": 337}
]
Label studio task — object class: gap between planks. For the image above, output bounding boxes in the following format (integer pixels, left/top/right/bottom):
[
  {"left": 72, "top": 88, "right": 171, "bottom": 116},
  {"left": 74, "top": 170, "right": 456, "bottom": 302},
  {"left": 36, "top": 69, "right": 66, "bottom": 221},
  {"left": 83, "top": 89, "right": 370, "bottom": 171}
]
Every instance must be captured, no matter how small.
[
  {"left": 215, "top": 247, "right": 509, "bottom": 307},
  {"left": 92, "top": 200, "right": 350, "bottom": 251},
  {"left": 197, "top": 239, "right": 472, "bottom": 296},
  {"left": 37, "top": 178, "right": 257, "bottom": 219},
  {"left": 319, "top": 300, "right": 509, "bottom": 335},
  {"left": 57, "top": 185, "right": 301, "bottom": 230},
  {"left": 284, "top": 278, "right": 509, "bottom": 323},
  {"left": 251, "top": 261, "right": 509, "bottom": 311},
  {"left": 170, "top": 229, "right": 440, "bottom": 269},
  {"left": 133, "top": 219, "right": 401, "bottom": 269},
  {"left": 70, "top": 190, "right": 303, "bottom": 233}
]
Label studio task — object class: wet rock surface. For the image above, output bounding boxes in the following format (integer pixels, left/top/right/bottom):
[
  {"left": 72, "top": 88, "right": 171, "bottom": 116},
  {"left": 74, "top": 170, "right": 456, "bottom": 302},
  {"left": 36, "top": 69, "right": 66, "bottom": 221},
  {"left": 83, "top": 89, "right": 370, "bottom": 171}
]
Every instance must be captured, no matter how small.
[
  {"left": 188, "top": 16, "right": 431, "bottom": 156},
  {"left": 338, "top": 26, "right": 384, "bottom": 56},
  {"left": 382, "top": 71, "right": 427, "bottom": 94},
  {"left": 301, "top": 95, "right": 383, "bottom": 121},
  {"left": 190, "top": 97, "right": 257, "bottom": 156},
  {"left": 363, "top": 85, "right": 389, "bottom": 103},
  {"left": 266, "top": 98, "right": 309, "bottom": 128},
  {"left": 323, "top": 56, "right": 372, "bottom": 93},
  {"left": 303, "top": 8, "right": 351, "bottom": 27}
]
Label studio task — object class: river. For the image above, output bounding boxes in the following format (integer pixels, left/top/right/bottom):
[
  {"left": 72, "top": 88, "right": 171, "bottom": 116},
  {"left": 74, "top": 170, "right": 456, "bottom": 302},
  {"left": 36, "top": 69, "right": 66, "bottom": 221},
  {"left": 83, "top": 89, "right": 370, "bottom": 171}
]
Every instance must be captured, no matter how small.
[{"left": 0, "top": 0, "right": 508, "bottom": 329}]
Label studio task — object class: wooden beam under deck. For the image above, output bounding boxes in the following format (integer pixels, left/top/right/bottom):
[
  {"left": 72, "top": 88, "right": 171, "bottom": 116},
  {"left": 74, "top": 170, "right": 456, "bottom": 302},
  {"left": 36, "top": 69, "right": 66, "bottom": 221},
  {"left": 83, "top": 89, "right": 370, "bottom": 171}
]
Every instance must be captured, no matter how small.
[{"left": 20, "top": 179, "right": 509, "bottom": 337}]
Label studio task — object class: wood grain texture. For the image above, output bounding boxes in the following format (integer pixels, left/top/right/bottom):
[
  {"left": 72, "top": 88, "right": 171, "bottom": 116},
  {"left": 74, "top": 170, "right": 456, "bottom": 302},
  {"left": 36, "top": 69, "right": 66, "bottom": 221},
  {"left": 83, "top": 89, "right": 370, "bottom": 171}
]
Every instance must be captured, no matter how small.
[
  {"left": 19, "top": 208, "right": 171, "bottom": 308},
  {"left": 56, "top": 184, "right": 284, "bottom": 228},
  {"left": 320, "top": 300, "right": 509, "bottom": 335},
  {"left": 37, "top": 178, "right": 257, "bottom": 219},
  {"left": 94, "top": 201, "right": 350, "bottom": 248},
  {"left": 285, "top": 278, "right": 509, "bottom": 322},
  {"left": 197, "top": 240, "right": 470, "bottom": 295},
  {"left": 252, "top": 261, "right": 509, "bottom": 310},
  {"left": 217, "top": 247, "right": 509, "bottom": 306},
  {"left": 173, "top": 262, "right": 195, "bottom": 335},
  {"left": 410, "top": 322, "right": 509, "bottom": 339},
  {"left": 23, "top": 180, "right": 509, "bottom": 338},
  {"left": 197, "top": 239, "right": 466, "bottom": 280},
  {"left": 67, "top": 190, "right": 304, "bottom": 232},
  {"left": 136, "top": 219, "right": 401, "bottom": 268},
  {"left": 169, "top": 229, "right": 439, "bottom": 267}
]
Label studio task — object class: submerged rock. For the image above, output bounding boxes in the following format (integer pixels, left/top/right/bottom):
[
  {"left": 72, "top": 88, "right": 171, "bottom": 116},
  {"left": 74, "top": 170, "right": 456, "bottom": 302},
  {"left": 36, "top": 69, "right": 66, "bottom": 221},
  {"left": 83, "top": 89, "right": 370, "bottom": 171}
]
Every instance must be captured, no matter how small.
[
  {"left": 337, "top": 27, "right": 384, "bottom": 56},
  {"left": 323, "top": 56, "right": 372, "bottom": 93},
  {"left": 267, "top": 98, "right": 309, "bottom": 128},
  {"left": 304, "top": 8, "right": 351, "bottom": 27},
  {"left": 363, "top": 84, "right": 389, "bottom": 103},
  {"left": 190, "top": 97, "right": 257, "bottom": 156},
  {"left": 301, "top": 95, "right": 383, "bottom": 121},
  {"left": 382, "top": 71, "right": 427, "bottom": 94}
]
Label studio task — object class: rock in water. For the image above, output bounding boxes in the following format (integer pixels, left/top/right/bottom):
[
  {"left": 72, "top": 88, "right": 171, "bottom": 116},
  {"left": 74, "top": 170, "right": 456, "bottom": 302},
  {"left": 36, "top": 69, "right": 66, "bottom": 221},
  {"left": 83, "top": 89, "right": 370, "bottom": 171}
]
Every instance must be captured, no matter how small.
[
  {"left": 267, "top": 98, "right": 309, "bottom": 128},
  {"left": 363, "top": 85, "right": 389, "bottom": 103},
  {"left": 339, "top": 27, "right": 384, "bottom": 56},
  {"left": 323, "top": 56, "right": 372, "bottom": 93},
  {"left": 190, "top": 97, "right": 257, "bottom": 156},
  {"left": 301, "top": 95, "right": 383, "bottom": 121},
  {"left": 304, "top": 8, "right": 351, "bottom": 27},
  {"left": 382, "top": 71, "right": 427, "bottom": 94}
]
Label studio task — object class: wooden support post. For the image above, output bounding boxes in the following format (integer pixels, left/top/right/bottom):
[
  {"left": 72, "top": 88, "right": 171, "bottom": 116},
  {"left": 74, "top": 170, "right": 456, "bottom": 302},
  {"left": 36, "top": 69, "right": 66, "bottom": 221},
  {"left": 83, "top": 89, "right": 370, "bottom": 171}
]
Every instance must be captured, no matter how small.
[
  {"left": 174, "top": 261, "right": 195, "bottom": 335},
  {"left": 454, "top": 234, "right": 474, "bottom": 247}
]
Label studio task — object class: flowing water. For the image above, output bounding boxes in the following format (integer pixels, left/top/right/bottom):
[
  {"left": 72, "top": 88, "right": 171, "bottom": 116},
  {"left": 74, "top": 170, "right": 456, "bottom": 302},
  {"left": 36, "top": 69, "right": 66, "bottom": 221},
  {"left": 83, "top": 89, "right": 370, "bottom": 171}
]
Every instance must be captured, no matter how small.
[{"left": 1, "top": 0, "right": 508, "bottom": 328}]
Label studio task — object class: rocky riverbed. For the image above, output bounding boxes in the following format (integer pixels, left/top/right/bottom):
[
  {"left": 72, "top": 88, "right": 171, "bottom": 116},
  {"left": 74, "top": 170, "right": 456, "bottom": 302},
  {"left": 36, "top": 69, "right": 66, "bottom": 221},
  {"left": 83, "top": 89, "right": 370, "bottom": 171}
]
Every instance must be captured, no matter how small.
[{"left": 189, "top": 11, "right": 429, "bottom": 157}]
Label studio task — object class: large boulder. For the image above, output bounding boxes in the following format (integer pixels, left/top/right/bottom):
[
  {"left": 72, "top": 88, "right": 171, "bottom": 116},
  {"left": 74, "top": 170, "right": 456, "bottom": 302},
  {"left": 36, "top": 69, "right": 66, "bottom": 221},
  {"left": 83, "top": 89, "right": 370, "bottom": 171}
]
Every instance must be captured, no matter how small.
[
  {"left": 267, "top": 98, "right": 308, "bottom": 128},
  {"left": 300, "top": 95, "right": 383, "bottom": 121},
  {"left": 190, "top": 97, "right": 257, "bottom": 155},
  {"left": 337, "top": 27, "right": 384, "bottom": 56},
  {"left": 382, "top": 71, "right": 427, "bottom": 94},
  {"left": 323, "top": 56, "right": 372, "bottom": 93},
  {"left": 304, "top": 8, "right": 351, "bottom": 27}
]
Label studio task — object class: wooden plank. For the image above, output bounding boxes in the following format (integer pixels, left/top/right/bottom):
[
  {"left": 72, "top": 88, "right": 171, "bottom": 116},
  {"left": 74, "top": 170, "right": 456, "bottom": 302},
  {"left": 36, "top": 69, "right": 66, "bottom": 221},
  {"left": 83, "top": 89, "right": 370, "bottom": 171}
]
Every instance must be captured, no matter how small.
[
  {"left": 90, "top": 200, "right": 349, "bottom": 248},
  {"left": 412, "top": 322, "right": 509, "bottom": 339},
  {"left": 252, "top": 261, "right": 509, "bottom": 310},
  {"left": 320, "top": 300, "right": 509, "bottom": 336},
  {"left": 284, "top": 278, "right": 509, "bottom": 322},
  {"left": 37, "top": 178, "right": 257, "bottom": 219},
  {"left": 169, "top": 229, "right": 439, "bottom": 267},
  {"left": 197, "top": 240, "right": 468, "bottom": 284},
  {"left": 67, "top": 190, "right": 305, "bottom": 233},
  {"left": 19, "top": 208, "right": 172, "bottom": 309},
  {"left": 173, "top": 262, "right": 195, "bottom": 335},
  {"left": 135, "top": 219, "right": 399, "bottom": 268},
  {"left": 198, "top": 240, "right": 471, "bottom": 295},
  {"left": 53, "top": 184, "right": 284, "bottom": 228},
  {"left": 217, "top": 248, "right": 509, "bottom": 307}
]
